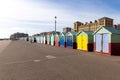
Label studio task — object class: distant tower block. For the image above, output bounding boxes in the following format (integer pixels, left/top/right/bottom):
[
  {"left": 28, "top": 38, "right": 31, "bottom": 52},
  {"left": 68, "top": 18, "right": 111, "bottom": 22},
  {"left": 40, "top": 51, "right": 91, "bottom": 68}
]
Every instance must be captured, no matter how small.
[
  {"left": 74, "top": 21, "right": 84, "bottom": 32},
  {"left": 63, "top": 27, "right": 72, "bottom": 33},
  {"left": 99, "top": 17, "right": 113, "bottom": 27}
]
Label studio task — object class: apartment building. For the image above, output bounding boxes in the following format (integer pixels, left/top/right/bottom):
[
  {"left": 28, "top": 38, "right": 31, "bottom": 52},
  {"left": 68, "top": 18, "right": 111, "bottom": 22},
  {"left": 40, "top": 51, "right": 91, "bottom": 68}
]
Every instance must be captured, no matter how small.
[{"left": 74, "top": 17, "right": 113, "bottom": 32}]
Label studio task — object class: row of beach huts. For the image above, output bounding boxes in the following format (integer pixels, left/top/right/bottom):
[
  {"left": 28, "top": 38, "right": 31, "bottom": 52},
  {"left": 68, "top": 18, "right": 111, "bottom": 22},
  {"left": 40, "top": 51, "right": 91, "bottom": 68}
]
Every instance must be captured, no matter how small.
[{"left": 21, "top": 26, "right": 120, "bottom": 55}]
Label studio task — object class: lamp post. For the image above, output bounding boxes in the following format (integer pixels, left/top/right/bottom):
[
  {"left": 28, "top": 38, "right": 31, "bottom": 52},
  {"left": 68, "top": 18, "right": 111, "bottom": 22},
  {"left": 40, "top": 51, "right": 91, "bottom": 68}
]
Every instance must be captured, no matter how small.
[
  {"left": 54, "top": 16, "right": 57, "bottom": 46},
  {"left": 55, "top": 16, "right": 57, "bottom": 33}
]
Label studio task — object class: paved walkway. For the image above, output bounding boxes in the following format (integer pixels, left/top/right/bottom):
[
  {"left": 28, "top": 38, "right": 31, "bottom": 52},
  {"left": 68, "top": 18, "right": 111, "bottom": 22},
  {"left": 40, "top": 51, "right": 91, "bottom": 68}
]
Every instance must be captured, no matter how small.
[
  {"left": 0, "top": 40, "right": 120, "bottom": 80},
  {"left": 0, "top": 40, "right": 11, "bottom": 53}
]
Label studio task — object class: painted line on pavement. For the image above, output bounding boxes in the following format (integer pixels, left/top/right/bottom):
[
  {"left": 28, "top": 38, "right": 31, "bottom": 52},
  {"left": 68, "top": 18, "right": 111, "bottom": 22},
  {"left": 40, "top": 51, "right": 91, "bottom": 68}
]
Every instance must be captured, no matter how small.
[
  {"left": 4, "top": 59, "right": 41, "bottom": 65},
  {"left": 3, "top": 55, "right": 57, "bottom": 65},
  {"left": 46, "top": 55, "right": 56, "bottom": 59},
  {"left": 4, "top": 60, "right": 33, "bottom": 65},
  {"left": 33, "top": 60, "right": 41, "bottom": 62}
]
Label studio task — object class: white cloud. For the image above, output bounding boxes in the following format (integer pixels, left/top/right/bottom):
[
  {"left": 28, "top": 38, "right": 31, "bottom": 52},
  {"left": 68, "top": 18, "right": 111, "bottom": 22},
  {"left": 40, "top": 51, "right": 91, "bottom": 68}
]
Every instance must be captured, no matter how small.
[{"left": 0, "top": 0, "right": 120, "bottom": 38}]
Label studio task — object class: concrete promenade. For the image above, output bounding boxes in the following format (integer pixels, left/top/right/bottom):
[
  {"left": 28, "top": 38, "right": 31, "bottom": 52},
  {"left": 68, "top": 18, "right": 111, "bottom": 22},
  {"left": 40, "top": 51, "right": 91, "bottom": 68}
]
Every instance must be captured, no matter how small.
[{"left": 0, "top": 40, "right": 120, "bottom": 80}]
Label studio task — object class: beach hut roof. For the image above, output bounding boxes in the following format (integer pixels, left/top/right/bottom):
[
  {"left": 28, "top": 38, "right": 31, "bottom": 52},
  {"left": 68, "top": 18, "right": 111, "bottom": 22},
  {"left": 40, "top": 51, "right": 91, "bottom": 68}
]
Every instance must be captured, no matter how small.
[
  {"left": 55, "top": 32, "right": 60, "bottom": 35},
  {"left": 84, "top": 31, "right": 93, "bottom": 35},
  {"left": 66, "top": 32, "right": 77, "bottom": 36},
  {"left": 60, "top": 32, "right": 66, "bottom": 35},
  {"left": 51, "top": 32, "right": 60, "bottom": 35},
  {"left": 94, "top": 26, "right": 120, "bottom": 34},
  {"left": 50, "top": 32, "right": 60, "bottom": 36},
  {"left": 77, "top": 30, "right": 93, "bottom": 35}
]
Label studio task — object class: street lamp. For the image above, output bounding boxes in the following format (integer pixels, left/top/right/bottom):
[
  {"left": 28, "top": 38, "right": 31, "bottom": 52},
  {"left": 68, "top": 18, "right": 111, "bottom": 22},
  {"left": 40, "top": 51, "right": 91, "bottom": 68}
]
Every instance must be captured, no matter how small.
[{"left": 55, "top": 16, "right": 57, "bottom": 33}]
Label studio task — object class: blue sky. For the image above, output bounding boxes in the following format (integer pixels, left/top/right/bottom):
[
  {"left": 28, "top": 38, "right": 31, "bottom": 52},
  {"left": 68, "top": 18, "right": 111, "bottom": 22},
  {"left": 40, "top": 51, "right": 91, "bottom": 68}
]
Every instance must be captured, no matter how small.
[{"left": 0, "top": 0, "right": 120, "bottom": 38}]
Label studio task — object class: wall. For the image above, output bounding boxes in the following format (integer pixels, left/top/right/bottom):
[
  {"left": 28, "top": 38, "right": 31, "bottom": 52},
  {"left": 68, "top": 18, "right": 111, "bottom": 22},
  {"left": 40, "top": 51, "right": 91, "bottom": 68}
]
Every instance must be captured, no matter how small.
[{"left": 111, "top": 34, "right": 120, "bottom": 43}]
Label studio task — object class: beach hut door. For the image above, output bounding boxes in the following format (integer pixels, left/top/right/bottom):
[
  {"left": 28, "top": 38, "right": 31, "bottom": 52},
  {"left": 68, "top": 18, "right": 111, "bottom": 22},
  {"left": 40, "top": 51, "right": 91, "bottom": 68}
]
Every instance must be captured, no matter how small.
[
  {"left": 67, "top": 36, "right": 72, "bottom": 48},
  {"left": 102, "top": 34, "right": 109, "bottom": 53},
  {"left": 60, "top": 36, "right": 64, "bottom": 46},
  {"left": 96, "top": 34, "right": 109, "bottom": 53},
  {"left": 96, "top": 34, "right": 102, "bottom": 52},
  {"left": 44, "top": 36, "right": 45, "bottom": 44}
]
